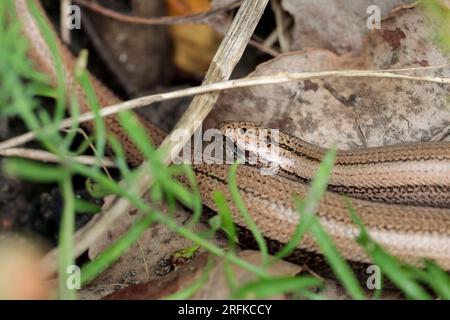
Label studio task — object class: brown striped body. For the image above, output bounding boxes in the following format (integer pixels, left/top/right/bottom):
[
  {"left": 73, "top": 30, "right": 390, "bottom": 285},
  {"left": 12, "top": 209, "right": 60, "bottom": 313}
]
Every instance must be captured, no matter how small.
[{"left": 14, "top": 0, "right": 450, "bottom": 271}]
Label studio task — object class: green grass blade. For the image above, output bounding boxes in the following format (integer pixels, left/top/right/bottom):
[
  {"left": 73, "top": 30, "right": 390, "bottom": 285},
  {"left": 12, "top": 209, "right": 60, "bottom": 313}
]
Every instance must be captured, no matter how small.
[
  {"left": 58, "top": 175, "right": 76, "bottom": 300},
  {"left": 26, "top": 0, "right": 66, "bottom": 124},
  {"left": 273, "top": 148, "right": 365, "bottom": 299},
  {"left": 421, "top": 0, "right": 450, "bottom": 54},
  {"left": 346, "top": 199, "right": 431, "bottom": 300},
  {"left": 308, "top": 218, "right": 366, "bottom": 299},
  {"left": 118, "top": 111, "right": 158, "bottom": 164},
  {"left": 276, "top": 148, "right": 336, "bottom": 260},
  {"left": 81, "top": 212, "right": 155, "bottom": 285},
  {"left": 223, "top": 259, "right": 238, "bottom": 294},
  {"left": 63, "top": 95, "right": 81, "bottom": 151},
  {"left": 422, "top": 260, "right": 450, "bottom": 299},
  {"left": 118, "top": 111, "right": 199, "bottom": 210},
  {"left": 3, "top": 158, "right": 66, "bottom": 183},
  {"left": 74, "top": 50, "right": 106, "bottom": 160},
  {"left": 213, "top": 190, "right": 238, "bottom": 247},
  {"left": 180, "top": 165, "right": 203, "bottom": 228},
  {"left": 228, "top": 162, "right": 269, "bottom": 265},
  {"left": 163, "top": 258, "right": 213, "bottom": 300},
  {"left": 74, "top": 198, "right": 101, "bottom": 214},
  {"left": 403, "top": 262, "right": 450, "bottom": 299},
  {"left": 107, "top": 135, "right": 131, "bottom": 178},
  {"left": 234, "top": 276, "right": 322, "bottom": 299}
]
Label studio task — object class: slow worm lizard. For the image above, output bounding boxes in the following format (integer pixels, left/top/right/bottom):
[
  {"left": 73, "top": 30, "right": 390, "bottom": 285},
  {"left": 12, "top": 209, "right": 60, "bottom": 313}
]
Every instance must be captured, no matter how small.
[{"left": 14, "top": 0, "right": 450, "bottom": 270}]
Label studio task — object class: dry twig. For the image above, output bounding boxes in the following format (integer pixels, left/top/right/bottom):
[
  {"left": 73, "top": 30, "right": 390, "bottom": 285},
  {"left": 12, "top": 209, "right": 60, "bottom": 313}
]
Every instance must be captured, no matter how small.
[
  {"left": 271, "top": 0, "right": 289, "bottom": 53},
  {"left": 60, "top": 0, "right": 71, "bottom": 44},
  {"left": 73, "top": 0, "right": 242, "bottom": 25},
  {"left": 0, "top": 148, "right": 116, "bottom": 167},
  {"left": 1, "top": 68, "right": 449, "bottom": 152}
]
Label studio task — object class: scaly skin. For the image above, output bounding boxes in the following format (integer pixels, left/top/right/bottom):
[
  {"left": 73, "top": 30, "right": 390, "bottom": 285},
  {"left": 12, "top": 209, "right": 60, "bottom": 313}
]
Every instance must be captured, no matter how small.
[
  {"left": 14, "top": 0, "right": 450, "bottom": 270},
  {"left": 218, "top": 121, "right": 450, "bottom": 208}
]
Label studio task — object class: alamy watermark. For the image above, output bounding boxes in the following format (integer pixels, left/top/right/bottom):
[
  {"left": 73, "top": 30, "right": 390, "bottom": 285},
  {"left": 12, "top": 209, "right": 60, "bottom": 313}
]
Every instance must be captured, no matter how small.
[
  {"left": 170, "top": 122, "right": 282, "bottom": 175},
  {"left": 66, "top": 265, "right": 81, "bottom": 290},
  {"left": 63, "top": 4, "right": 81, "bottom": 30},
  {"left": 367, "top": 5, "right": 381, "bottom": 30},
  {"left": 366, "top": 264, "right": 382, "bottom": 290}
]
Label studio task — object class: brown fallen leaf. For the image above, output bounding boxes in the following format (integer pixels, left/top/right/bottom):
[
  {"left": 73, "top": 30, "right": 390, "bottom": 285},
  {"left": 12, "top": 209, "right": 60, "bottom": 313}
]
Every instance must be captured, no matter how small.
[
  {"left": 102, "top": 250, "right": 303, "bottom": 300},
  {"left": 191, "top": 250, "right": 303, "bottom": 300},
  {"left": 82, "top": 0, "right": 172, "bottom": 95},
  {"left": 167, "top": 0, "right": 221, "bottom": 76},
  {"left": 78, "top": 205, "right": 226, "bottom": 300},
  {"left": 282, "top": 0, "right": 413, "bottom": 54},
  {"left": 206, "top": 4, "right": 450, "bottom": 149},
  {"left": 102, "top": 252, "right": 210, "bottom": 300}
]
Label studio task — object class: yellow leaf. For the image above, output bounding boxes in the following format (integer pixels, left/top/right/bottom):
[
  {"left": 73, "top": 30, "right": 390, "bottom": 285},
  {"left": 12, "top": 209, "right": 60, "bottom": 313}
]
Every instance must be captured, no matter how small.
[{"left": 166, "top": 0, "right": 221, "bottom": 76}]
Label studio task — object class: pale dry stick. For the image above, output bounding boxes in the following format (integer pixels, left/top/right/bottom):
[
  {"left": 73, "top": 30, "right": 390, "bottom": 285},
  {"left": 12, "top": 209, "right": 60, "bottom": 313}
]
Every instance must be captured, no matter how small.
[
  {"left": 262, "top": 15, "right": 293, "bottom": 49},
  {"left": 262, "top": 29, "right": 278, "bottom": 48},
  {"left": 248, "top": 14, "right": 294, "bottom": 56},
  {"left": 248, "top": 38, "right": 280, "bottom": 57},
  {"left": 60, "top": 0, "right": 71, "bottom": 44},
  {"left": 40, "top": 0, "right": 270, "bottom": 276},
  {"left": 2, "top": 69, "right": 450, "bottom": 152},
  {"left": 64, "top": 127, "right": 115, "bottom": 180},
  {"left": 374, "top": 62, "right": 450, "bottom": 73},
  {"left": 270, "top": 0, "right": 289, "bottom": 53},
  {"left": 0, "top": 148, "right": 116, "bottom": 167}
]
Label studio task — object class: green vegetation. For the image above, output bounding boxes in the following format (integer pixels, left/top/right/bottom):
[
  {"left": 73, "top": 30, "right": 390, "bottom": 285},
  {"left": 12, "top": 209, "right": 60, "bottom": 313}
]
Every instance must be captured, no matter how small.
[
  {"left": 421, "top": 0, "right": 450, "bottom": 54},
  {"left": 0, "top": 0, "right": 449, "bottom": 300}
]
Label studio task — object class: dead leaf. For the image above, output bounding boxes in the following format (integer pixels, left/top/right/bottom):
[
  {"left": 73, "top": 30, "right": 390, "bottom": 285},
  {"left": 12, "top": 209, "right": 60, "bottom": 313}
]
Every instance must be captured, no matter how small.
[
  {"left": 206, "top": 5, "right": 450, "bottom": 149},
  {"left": 191, "top": 250, "right": 302, "bottom": 299},
  {"left": 167, "top": 0, "right": 221, "bottom": 75},
  {"left": 282, "top": 0, "right": 413, "bottom": 54},
  {"left": 78, "top": 205, "right": 226, "bottom": 299},
  {"left": 101, "top": 250, "right": 303, "bottom": 300},
  {"left": 102, "top": 252, "right": 210, "bottom": 300},
  {"left": 82, "top": 0, "right": 172, "bottom": 95}
]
